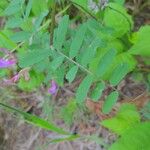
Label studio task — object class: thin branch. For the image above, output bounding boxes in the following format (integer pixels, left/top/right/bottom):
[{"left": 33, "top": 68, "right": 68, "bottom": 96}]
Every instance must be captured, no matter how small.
[{"left": 50, "top": 46, "right": 130, "bottom": 99}]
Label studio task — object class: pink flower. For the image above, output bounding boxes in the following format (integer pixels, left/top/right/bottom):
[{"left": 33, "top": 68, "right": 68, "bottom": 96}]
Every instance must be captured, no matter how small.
[
  {"left": 48, "top": 80, "right": 58, "bottom": 95},
  {"left": 0, "top": 58, "right": 16, "bottom": 68},
  {"left": 10, "top": 74, "right": 20, "bottom": 82}
]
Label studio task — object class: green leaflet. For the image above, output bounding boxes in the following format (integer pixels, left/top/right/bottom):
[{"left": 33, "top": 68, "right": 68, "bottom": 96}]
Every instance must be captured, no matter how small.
[
  {"left": 96, "top": 49, "right": 117, "bottom": 77},
  {"left": 4, "top": 0, "right": 24, "bottom": 16},
  {"left": 10, "top": 31, "right": 31, "bottom": 42},
  {"left": 101, "top": 103, "right": 140, "bottom": 135},
  {"left": 76, "top": 75, "right": 93, "bottom": 104},
  {"left": 129, "top": 26, "right": 150, "bottom": 56},
  {"left": 19, "top": 49, "right": 51, "bottom": 68},
  {"left": 34, "top": 59, "right": 50, "bottom": 73},
  {"left": 66, "top": 66, "right": 78, "bottom": 83},
  {"left": 91, "top": 82, "right": 105, "bottom": 102},
  {"left": 24, "top": 0, "right": 32, "bottom": 19},
  {"left": 102, "top": 91, "right": 119, "bottom": 114},
  {"left": 0, "top": 103, "right": 69, "bottom": 135},
  {"left": 69, "top": 23, "right": 87, "bottom": 58},
  {"left": 6, "top": 17, "right": 23, "bottom": 28},
  {"left": 109, "top": 122, "right": 150, "bottom": 150},
  {"left": 55, "top": 15, "right": 69, "bottom": 50},
  {"left": 33, "top": 11, "right": 48, "bottom": 31},
  {"left": 50, "top": 56, "right": 64, "bottom": 71},
  {"left": 81, "top": 38, "right": 103, "bottom": 66},
  {"left": 55, "top": 66, "right": 65, "bottom": 86},
  {"left": 109, "top": 63, "right": 129, "bottom": 86}
]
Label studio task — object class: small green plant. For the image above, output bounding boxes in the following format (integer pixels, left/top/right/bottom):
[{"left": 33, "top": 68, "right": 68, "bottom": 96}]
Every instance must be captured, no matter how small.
[
  {"left": 101, "top": 103, "right": 150, "bottom": 150},
  {"left": 0, "top": 0, "right": 149, "bottom": 147}
]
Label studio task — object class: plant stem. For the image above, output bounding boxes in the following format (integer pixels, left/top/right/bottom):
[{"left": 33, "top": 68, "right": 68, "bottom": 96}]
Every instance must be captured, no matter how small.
[{"left": 50, "top": 1, "right": 56, "bottom": 45}]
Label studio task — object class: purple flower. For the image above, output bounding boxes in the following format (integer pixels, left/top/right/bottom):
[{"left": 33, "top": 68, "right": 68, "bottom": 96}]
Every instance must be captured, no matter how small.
[
  {"left": 48, "top": 80, "right": 58, "bottom": 95},
  {"left": 0, "top": 58, "right": 16, "bottom": 68}
]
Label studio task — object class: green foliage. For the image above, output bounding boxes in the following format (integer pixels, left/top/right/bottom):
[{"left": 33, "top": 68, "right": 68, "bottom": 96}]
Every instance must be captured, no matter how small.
[
  {"left": 0, "top": 1, "right": 8, "bottom": 16},
  {"left": 129, "top": 26, "right": 150, "bottom": 56},
  {"left": 0, "top": 1, "right": 149, "bottom": 144},
  {"left": 3, "top": 0, "right": 24, "bottom": 16},
  {"left": 96, "top": 49, "right": 117, "bottom": 77},
  {"left": 69, "top": 23, "right": 87, "bottom": 58},
  {"left": 109, "top": 63, "right": 129, "bottom": 86},
  {"left": 60, "top": 100, "right": 77, "bottom": 125},
  {"left": 71, "top": 0, "right": 88, "bottom": 10},
  {"left": 104, "top": 2, "right": 133, "bottom": 38},
  {"left": 76, "top": 75, "right": 93, "bottom": 104},
  {"left": 66, "top": 66, "right": 78, "bottom": 83},
  {"left": 102, "top": 91, "right": 119, "bottom": 114},
  {"left": 101, "top": 103, "right": 141, "bottom": 134},
  {"left": 54, "top": 15, "right": 69, "bottom": 49},
  {"left": 90, "top": 82, "right": 105, "bottom": 101},
  {"left": 108, "top": 122, "right": 150, "bottom": 150},
  {"left": 32, "top": 0, "right": 48, "bottom": 16},
  {"left": 18, "top": 70, "right": 44, "bottom": 91},
  {"left": 0, "top": 103, "right": 70, "bottom": 135},
  {"left": 18, "top": 48, "right": 51, "bottom": 68}
]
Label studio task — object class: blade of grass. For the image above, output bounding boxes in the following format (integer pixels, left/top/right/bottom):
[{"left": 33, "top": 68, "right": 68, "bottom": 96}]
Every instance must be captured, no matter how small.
[{"left": 0, "top": 103, "right": 70, "bottom": 135}]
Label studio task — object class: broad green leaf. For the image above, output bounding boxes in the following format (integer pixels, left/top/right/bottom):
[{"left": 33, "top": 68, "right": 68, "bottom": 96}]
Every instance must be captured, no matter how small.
[
  {"left": 32, "top": 0, "right": 48, "bottom": 16},
  {"left": 102, "top": 91, "right": 119, "bottom": 114},
  {"left": 4, "top": 0, "right": 24, "bottom": 16},
  {"left": 104, "top": 3, "right": 133, "bottom": 38},
  {"left": 76, "top": 75, "right": 93, "bottom": 104},
  {"left": 19, "top": 49, "right": 51, "bottom": 68},
  {"left": 109, "top": 63, "right": 129, "bottom": 86},
  {"left": 0, "top": 103, "right": 69, "bottom": 135},
  {"left": 96, "top": 49, "right": 117, "bottom": 77},
  {"left": 129, "top": 26, "right": 150, "bottom": 56},
  {"left": 10, "top": 31, "right": 31, "bottom": 42},
  {"left": 101, "top": 104, "right": 140, "bottom": 135},
  {"left": 109, "top": 122, "right": 150, "bottom": 150},
  {"left": 55, "top": 15, "right": 69, "bottom": 50},
  {"left": 91, "top": 82, "right": 105, "bottom": 101},
  {"left": 69, "top": 24, "right": 87, "bottom": 58},
  {"left": 71, "top": 0, "right": 88, "bottom": 10},
  {"left": 66, "top": 66, "right": 78, "bottom": 83},
  {"left": 50, "top": 56, "right": 64, "bottom": 71}
]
